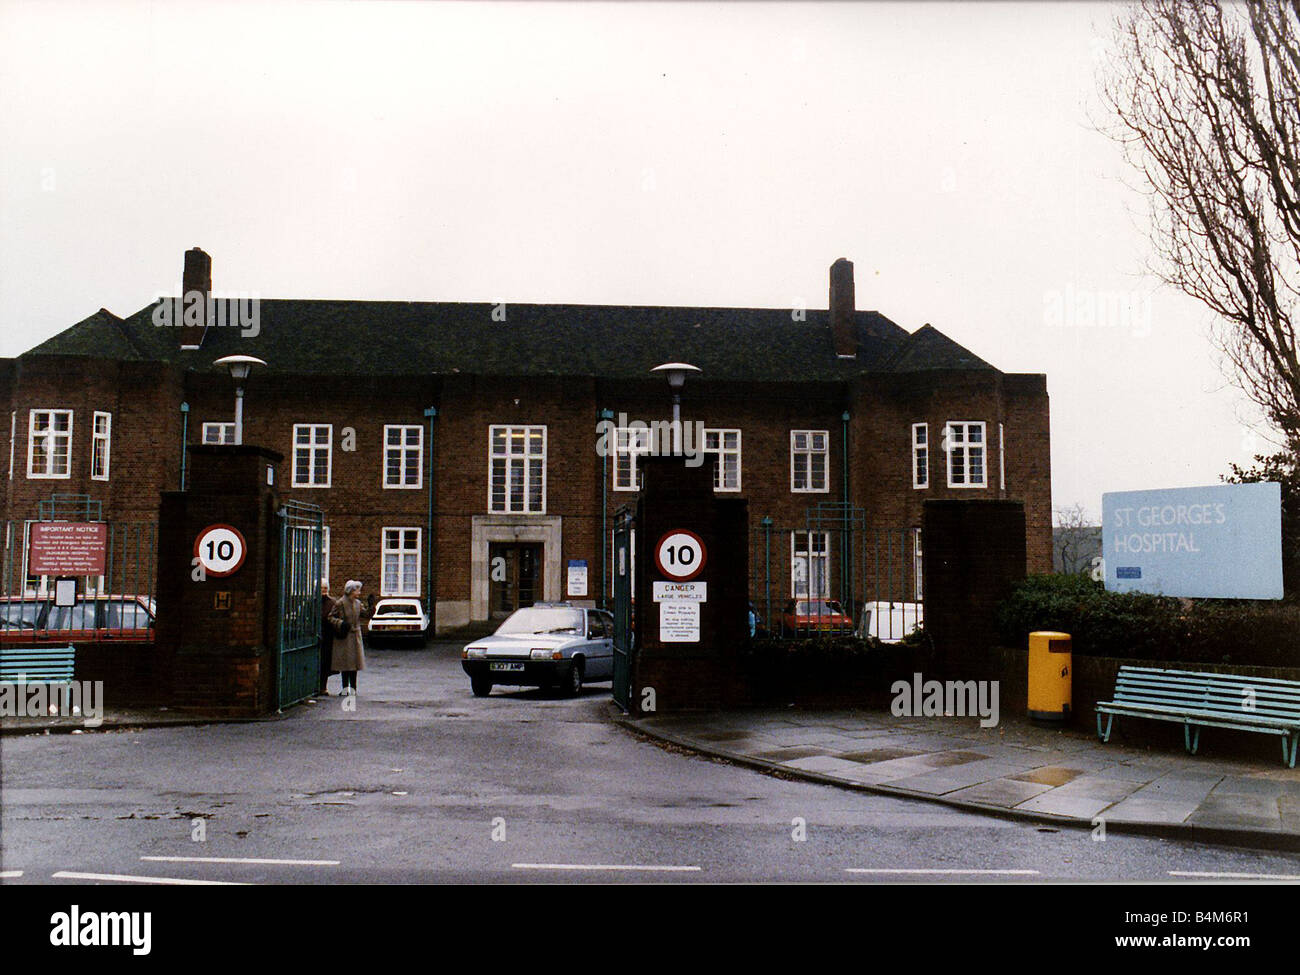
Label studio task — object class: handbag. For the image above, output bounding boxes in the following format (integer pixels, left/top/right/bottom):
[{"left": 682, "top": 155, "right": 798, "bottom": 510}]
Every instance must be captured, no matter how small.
[{"left": 332, "top": 616, "right": 350, "bottom": 638}]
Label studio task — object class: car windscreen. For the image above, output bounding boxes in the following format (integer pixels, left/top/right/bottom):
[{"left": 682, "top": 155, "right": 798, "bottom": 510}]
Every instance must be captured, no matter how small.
[
  {"left": 496, "top": 607, "right": 584, "bottom": 635},
  {"left": 374, "top": 603, "right": 420, "bottom": 616}
]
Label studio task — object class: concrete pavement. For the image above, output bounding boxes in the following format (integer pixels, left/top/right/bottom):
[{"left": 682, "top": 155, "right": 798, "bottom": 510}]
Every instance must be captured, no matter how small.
[{"left": 623, "top": 707, "right": 1300, "bottom": 849}]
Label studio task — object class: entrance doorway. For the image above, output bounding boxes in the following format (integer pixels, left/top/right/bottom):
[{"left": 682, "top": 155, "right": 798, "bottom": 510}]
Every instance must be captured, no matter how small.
[{"left": 489, "top": 542, "right": 542, "bottom": 618}]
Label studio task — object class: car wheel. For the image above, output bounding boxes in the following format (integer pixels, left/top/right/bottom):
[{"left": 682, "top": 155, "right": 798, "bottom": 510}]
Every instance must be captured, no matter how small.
[
  {"left": 470, "top": 676, "right": 493, "bottom": 697},
  {"left": 562, "top": 660, "right": 583, "bottom": 697}
]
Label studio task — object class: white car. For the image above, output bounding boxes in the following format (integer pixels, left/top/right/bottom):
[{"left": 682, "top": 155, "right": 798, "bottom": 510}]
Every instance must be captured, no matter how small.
[
  {"left": 461, "top": 603, "right": 614, "bottom": 697},
  {"left": 366, "top": 598, "right": 429, "bottom": 643}
]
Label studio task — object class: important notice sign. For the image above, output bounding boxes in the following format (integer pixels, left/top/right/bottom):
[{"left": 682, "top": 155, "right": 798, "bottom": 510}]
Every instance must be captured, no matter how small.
[
  {"left": 1102, "top": 483, "right": 1283, "bottom": 599},
  {"left": 29, "top": 522, "right": 108, "bottom": 576}
]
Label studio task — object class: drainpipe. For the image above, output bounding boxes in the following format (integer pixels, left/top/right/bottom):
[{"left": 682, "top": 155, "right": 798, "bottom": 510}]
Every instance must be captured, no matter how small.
[
  {"left": 598, "top": 408, "right": 614, "bottom": 609},
  {"left": 424, "top": 406, "right": 438, "bottom": 629},
  {"left": 179, "top": 402, "right": 190, "bottom": 490}
]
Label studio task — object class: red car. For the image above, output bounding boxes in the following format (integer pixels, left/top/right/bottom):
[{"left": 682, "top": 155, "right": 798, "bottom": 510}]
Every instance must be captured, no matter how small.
[
  {"left": 0, "top": 594, "right": 155, "bottom": 644},
  {"left": 780, "top": 598, "right": 853, "bottom": 636}
]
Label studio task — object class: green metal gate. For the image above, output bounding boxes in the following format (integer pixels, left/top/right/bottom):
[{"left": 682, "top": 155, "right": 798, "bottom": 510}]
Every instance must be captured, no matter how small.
[
  {"left": 611, "top": 505, "right": 634, "bottom": 711},
  {"left": 277, "top": 501, "right": 325, "bottom": 710}
]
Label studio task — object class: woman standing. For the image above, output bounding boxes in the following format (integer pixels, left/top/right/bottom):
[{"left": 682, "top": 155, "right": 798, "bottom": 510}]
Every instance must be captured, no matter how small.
[{"left": 329, "top": 579, "right": 368, "bottom": 696}]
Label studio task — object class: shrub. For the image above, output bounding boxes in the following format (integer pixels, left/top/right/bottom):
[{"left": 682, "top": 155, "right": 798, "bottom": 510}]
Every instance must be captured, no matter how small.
[{"left": 996, "top": 574, "right": 1300, "bottom": 667}]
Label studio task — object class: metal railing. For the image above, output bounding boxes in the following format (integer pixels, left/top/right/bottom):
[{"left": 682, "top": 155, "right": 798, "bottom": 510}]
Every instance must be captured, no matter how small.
[
  {"left": 751, "top": 507, "right": 923, "bottom": 642},
  {"left": 0, "top": 517, "right": 157, "bottom": 643}
]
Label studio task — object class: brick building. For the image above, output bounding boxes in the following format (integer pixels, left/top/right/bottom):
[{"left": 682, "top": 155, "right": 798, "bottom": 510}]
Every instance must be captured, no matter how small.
[{"left": 0, "top": 248, "right": 1052, "bottom": 633}]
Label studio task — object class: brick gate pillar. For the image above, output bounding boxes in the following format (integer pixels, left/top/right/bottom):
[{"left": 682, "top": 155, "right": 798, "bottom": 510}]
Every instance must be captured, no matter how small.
[
  {"left": 922, "top": 499, "right": 1027, "bottom": 678},
  {"left": 156, "top": 445, "right": 283, "bottom": 716},
  {"left": 631, "top": 456, "right": 748, "bottom": 713}
]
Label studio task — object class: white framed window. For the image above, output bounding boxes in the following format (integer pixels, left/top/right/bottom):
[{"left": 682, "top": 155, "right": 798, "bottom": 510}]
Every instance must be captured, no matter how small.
[
  {"left": 945, "top": 421, "right": 986, "bottom": 488},
  {"left": 790, "top": 430, "right": 829, "bottom": 493},
  {"left": 383, "top": 424, "right": 423, "bottom": 489},
  {"left": 91, "top": 411, "right": 112, "bottom": 481},
  {"left": 202, "top": 422, "right": 237, "bottom": 445},
  {"left": 911, "top": 423, "right": 929, "bottom": 489},
  {"left": 913, "top": 527, "right": 924, "bottom": 601},
  {"left": 998, "top": 422, "right": 1006, "bottom": 491},
  {"left": 613, "top": 426, "right": 651, "bottom": 492},
  {"left": 489, "top": 425, "right": 546, "bottom": 513},
  {"left": 320, "top": 526, "right": 331, "bottom": 593},
  {"left": 791, "top": 531, "right": 830, "bottom": 598},
  {"left": 704, "top": 428, "right": 741, "bottom": 492},
  {"left": 381, "top": 527, "right": 421, "bottom": 596},
  {"left": 27, "top": 410, "right": 72, "bottom": 479},
  {"left": 293, "top": 424, "right": 333, "bottom": 488}
]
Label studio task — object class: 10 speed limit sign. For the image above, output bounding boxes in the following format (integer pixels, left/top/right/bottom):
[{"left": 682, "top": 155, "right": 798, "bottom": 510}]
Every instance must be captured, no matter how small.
[
  {"left": 194, "top": 524, "right": 248, "bottom": 578},
  {"left": 654, "top": 530, "right": 706, "bottom": 581}
]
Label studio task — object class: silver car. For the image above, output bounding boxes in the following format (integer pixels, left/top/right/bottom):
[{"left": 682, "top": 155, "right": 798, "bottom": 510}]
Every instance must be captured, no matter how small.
[{"left": 460, "top": 603, "right": 614, "bottom": 697}]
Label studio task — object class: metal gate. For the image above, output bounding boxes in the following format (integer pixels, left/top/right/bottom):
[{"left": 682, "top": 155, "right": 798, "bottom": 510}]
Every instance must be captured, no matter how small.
[
  {"left": 277, "top": 501, "right": 324, "bottom": 709},
  {"left": 611, "top": 505, "right": 634, "bottom": 711}
]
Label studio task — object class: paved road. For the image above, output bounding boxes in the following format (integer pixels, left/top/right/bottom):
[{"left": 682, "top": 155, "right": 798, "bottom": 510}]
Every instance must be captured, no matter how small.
[{"left": 5, "top": 641, "right": 1300, "bottom": 884}]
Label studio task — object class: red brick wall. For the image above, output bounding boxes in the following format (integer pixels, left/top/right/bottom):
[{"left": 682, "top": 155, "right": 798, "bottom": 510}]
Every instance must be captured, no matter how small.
[{"left": 0, "top": 355, "right": 1053, "bottom": 632}]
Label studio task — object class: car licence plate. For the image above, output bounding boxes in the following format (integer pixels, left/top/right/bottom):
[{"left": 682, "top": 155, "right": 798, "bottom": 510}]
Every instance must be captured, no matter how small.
[{"left": 490, "top": 662, "right": 525, "bottom": 672}]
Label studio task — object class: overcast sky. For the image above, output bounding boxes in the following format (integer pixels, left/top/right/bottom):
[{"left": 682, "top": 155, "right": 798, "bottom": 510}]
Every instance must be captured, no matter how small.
[{"left": 0, "top": 1, "right": 1270, "bottom": 521}]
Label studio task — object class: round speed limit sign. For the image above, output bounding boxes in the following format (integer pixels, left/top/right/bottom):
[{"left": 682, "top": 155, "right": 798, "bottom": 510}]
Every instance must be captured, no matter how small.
[
  {"left": 654, "top": 529, "right": 707, "bottom": 581},
  {"left": 194, "top": 524, "right": 248, "bottom": 578}
]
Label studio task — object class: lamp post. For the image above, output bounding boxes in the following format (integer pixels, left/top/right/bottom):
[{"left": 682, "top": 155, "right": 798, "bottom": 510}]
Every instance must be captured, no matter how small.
[
  {"left": 650, "top": 361, "right": 701, "bottom": 454},
  {"left": 213, "top": 355, "right": 267, "bottom": 445}
]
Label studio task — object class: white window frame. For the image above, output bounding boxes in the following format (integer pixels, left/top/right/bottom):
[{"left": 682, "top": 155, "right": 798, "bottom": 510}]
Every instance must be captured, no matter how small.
[
  {"left": 790, "top": 430, "right": 829, "bottom": 493},
  {"left": 998, "top": 421, "right": 1006, "bottom": 491},
  {"left": 27, "top": 409, "right": 73, "bottom": 479},
  {"left": 704, "top": 428, "right": 742, "bottom": 492},
  {"left": 202, "top": 422, "right": 237, "bottom": 445},
  {"left": 911, "top": 422, "right": 929, "bottom": 489},
  {"left": 913, "top": 527, "right": 924, "bottom": 601},
  {"left": 944, "top": 420, "right": 987, "bottom": 489},
  {"left": 381, "top": 527, "right": 422, "bottom": 597},
  {"left": 292, "top": 423, "right": 333, "bottom": 488},
  {"left": 613, "top": 426, "right": 651, "bottom": 492},
  {"left": 791, "top": 530, "right": 830, "bottom": 599},
  {"left": 91, "top": 411, "right": 112, "bottom": 481},
  {"left": 320, "top": 526, "right": 331, "bottom": 593},
  {"left": 488, "top": 425, "right": 547, "bottom": 514},
  {"left": 383, "top": 424, "right": 424, "bottom": 490}
]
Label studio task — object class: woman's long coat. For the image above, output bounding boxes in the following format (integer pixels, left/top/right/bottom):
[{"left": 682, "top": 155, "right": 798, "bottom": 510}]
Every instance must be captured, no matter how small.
[{"left": 328, "top": 596, "right": 367, "bottom": 671}]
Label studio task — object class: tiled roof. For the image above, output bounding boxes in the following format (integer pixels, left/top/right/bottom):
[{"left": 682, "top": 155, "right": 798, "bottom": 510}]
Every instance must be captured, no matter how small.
[{"left": 24, "top": 298, "right": 998, "bottom": 380}]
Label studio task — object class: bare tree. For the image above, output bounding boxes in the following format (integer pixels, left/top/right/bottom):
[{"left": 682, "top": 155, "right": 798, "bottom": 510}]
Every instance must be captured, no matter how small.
[
  {"left": 1053, "top": 503, "right": 1100, "bottom": 575},
  {"left": 1101, "top": 1, "right": 1300, "bottom": 439}
]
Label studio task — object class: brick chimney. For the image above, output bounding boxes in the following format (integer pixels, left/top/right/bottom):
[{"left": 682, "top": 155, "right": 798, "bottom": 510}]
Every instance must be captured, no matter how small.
[
  {"left": 180, "top": 247, "right": 212, "bottom": 348},
  {"left": 830, "top": 257, "right": 856, "bottom": 357}
]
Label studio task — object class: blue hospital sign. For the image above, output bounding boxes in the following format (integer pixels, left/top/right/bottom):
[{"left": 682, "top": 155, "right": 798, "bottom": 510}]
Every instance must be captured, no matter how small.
[{"left": 1102, "top": 483, "right": 1284, "bottom": 599}]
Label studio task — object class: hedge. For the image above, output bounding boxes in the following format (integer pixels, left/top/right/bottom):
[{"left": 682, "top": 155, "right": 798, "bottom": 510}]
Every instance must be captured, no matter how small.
[{"left": 996, "top": 574, "right": 1300, "bottom": 667}]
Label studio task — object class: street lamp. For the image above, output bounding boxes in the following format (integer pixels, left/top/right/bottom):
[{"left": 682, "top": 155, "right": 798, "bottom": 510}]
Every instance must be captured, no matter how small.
[
  {"left": 213, "top": 354, "right": 267, "bottom": 445},
  {"left": 651, "top": 361, "right": 702, "bottom": 454}
]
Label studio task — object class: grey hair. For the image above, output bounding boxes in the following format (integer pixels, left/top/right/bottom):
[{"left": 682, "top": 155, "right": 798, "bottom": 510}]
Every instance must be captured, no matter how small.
[{"left": 344, "top": 580, "right": 362, "bottom": 595}]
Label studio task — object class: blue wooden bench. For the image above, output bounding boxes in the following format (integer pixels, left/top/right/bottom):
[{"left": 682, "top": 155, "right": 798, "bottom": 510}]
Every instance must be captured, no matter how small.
[
  {"left": 0, "top": 645, "right": 76, "bottom": 713},
  {"left": 1097, "top": 665, "right": 1300, "bottom": 767}
]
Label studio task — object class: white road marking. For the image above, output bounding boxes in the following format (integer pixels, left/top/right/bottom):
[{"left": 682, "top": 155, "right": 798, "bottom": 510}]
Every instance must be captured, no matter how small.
[
  {"left": 52, "top": 870, "right": 246, "bottom": 886},
  {"left": 846, "top": 868, "right": 1040, "bottom": 876},
  {"left": 1170, "top": 871, "right": 1300, "bottom": 881},
  {"left": 512, "top": 862, "right": 702, "bottom": 872},
  {"left": 141, "top": 856, "right": 340, "bottom": 866},
  {"left": 0, "top": 870, "right": 23, "bottom": 879}
]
